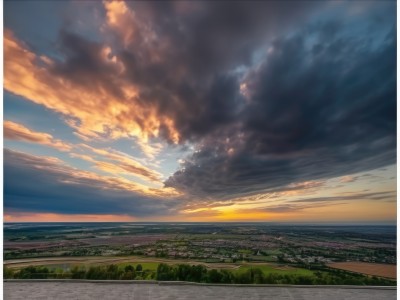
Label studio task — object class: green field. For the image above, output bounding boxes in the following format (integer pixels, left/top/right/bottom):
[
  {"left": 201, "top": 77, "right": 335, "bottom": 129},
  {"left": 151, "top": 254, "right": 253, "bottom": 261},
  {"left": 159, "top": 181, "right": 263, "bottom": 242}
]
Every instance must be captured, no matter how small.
[
  {"left": 36, "top": 261, "right": 314, "bottom": 276},
  {"left": 236, "top": 264, "right": 314, "bottom": 276}
]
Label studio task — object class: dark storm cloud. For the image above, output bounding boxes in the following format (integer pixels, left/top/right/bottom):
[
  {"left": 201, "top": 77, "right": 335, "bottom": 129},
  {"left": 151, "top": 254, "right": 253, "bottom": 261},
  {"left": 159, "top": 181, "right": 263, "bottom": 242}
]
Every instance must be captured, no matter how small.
[
  {"left": 52, "top": 30, "right": 126, "bottom": 101},
  {"left": 165, "top": 5, "right": 396, "bottom": 199},
  {"left": 4, "top": 149, "right": 178, "bottom": 216},
  {"left": 45, "top": 1, "right": 326, "bottom": 142}
]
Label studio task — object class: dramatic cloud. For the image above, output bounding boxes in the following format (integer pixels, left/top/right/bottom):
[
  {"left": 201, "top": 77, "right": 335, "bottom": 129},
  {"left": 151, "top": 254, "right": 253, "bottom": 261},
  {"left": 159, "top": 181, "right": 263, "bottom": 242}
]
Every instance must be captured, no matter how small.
[
  {"left": 4, "top": 149, "right": 179, "bottom": 216},
  {"left": 4, "top": 29, "right": 179, "bottom": 145},
  {"left": 4, "top": 0, "right": 396, "bottom": 220},
  {"left": 3, "top": 120, "right": 165, "bottom": 184},
  {"left": 4, "top": 120, "right": 72, "bottom": 151},
  {"left": 166, "top": 11, "right": 396, "bottom": 199},
  {"left": 4, "top": 1, "right": 325, "bottom": 144}
]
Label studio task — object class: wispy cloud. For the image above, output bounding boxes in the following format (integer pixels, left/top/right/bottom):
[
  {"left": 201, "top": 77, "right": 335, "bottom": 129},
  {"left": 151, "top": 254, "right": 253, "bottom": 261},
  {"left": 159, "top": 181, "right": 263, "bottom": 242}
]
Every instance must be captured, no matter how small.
[
  {"left": 4, "top": 120, "right": 72, "bottom": 151},
  {"left": 289, "top": 191, "right": 396, "bottom": 203},
  {"left": 76, "top": 144, "right": 164, "bottom": 184},
  {"left": 4, "top": 149, "right": 180, "bottom": 216}
]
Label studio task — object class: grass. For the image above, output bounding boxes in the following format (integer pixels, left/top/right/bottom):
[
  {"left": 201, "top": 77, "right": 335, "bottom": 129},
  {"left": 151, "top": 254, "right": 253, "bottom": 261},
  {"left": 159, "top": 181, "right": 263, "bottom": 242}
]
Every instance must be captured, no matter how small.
[
  {"left": 238, "top": 249, "right": 253, "bottom": 255},
  {"left": 236, "top": 264, "right": 314, "bottom": 276},
  {"left": 262, "top": 249, "right": 282, "bottom": 255},
  {"left": 248, "top": 255, "right": 278, "bottom": 262}
]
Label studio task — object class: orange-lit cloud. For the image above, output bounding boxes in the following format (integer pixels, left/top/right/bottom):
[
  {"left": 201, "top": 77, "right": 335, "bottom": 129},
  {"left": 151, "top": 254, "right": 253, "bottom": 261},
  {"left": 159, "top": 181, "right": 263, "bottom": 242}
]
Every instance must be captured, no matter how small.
[
  {"left": 4, "top": 120, "right": 72, "bottom": 151},
  {"left": 103, "top": 0, "right": 137, "bottom": 47},
  {"left": 4, "top": 118, "right": 165, "bottom": 184},
  {"left": 7, "top": 148, "right": 178, "bottom": 198},
  {"left": 4, "top": 29, "right": 180, "bottom": 149},
  {"left": 339, "top": 175, "right": 356, "bottom": 183},
  {"left": 76, "top": 144, "right": 164, "bottom": 184}
]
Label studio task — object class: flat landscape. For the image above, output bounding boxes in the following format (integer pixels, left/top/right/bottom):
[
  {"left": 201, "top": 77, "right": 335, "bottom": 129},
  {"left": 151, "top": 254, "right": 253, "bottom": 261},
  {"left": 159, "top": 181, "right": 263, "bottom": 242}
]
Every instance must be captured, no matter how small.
[{"left": 4, "top": 223, "right": 396, "bottom": 286}]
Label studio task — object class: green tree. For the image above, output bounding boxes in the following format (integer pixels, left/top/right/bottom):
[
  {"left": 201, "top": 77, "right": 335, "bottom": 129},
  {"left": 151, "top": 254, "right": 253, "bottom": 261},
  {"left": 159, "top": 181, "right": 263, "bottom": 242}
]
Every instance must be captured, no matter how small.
[
  {"left": 120, "top": 271, "right": 135, "bottom": 280},
  {"left": 175, "top": 264, "right": 187, "bottom": 281},
  {"left": 220, "top": 270, "right": 234, "bottom": 283},
  {"left": 4, "top": 267, "right": 14, "bottom": 279},
  {"left": 157, "top": 263, "right": 173, "bottom": 281},
  {"left": 208, "top": 269, "right": 222, "bottom": 283},
  {"left": 71, "top": 266, "right": 86, "bottom": 279},
  {"left": 136, "top": 264, "right": 143, "bottom": 272},
  {"left": 124, "top": 265, "right": 135, "bottom": 273}
]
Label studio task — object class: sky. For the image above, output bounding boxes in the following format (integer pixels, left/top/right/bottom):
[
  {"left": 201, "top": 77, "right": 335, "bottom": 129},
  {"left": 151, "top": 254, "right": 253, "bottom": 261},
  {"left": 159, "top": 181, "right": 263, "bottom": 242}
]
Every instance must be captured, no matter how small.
[{"left": 3, "top": 0, "right": 396, "bottom": 223}]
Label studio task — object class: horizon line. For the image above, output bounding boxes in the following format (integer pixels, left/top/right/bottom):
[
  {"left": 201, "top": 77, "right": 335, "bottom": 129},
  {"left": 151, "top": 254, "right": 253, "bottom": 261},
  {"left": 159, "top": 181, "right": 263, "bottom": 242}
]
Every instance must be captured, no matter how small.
[{"left": 4, "top": 221, "right": 396, "bottom": 225}]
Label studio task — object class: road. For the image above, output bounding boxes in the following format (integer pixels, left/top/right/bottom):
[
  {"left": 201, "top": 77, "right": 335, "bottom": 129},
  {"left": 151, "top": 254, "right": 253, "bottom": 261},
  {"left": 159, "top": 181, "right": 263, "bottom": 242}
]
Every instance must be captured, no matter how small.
[{"left": 4, "top": 281, "right": 396, "bottom": 300}]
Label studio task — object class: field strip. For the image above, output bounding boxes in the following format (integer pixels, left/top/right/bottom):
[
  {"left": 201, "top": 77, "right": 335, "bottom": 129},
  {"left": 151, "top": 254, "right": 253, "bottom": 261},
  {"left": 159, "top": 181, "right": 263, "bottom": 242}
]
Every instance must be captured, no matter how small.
[
  {"left": 327, "top": 262, "right": 396, "bottom": 279},
  {"left": 5, "top": 256, "right": 243, "bottom": 270}
]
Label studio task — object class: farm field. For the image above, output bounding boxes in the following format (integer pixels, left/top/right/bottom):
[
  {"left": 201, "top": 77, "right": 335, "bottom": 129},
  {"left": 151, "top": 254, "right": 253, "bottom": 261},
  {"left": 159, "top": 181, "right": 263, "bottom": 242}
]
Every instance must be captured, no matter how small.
[{"left": 327, "top": 262, "right": 396, "bottom": 279}]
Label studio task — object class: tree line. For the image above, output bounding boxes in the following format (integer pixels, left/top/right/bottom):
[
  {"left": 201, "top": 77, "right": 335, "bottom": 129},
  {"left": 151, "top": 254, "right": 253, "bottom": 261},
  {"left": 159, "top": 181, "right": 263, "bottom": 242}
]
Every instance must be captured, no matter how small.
[
  {"left": 155, "top": 263, "right": 395, "bottom": 285},
  {"left": 4, "top": 263, "right": 395, "bottom": 286}
]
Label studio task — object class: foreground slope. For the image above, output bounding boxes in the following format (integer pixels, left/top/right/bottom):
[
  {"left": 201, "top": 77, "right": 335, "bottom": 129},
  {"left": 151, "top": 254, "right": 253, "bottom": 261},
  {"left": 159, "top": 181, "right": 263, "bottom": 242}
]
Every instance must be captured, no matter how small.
[{"left": 4, "top": 281, "right": 396, "bottom": 300}]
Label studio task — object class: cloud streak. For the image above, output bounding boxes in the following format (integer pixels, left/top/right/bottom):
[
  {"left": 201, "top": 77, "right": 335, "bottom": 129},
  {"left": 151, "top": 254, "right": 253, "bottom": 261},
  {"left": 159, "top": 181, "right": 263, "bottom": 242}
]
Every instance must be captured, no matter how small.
[
  {"left": 4, "top": 120, "right": 72, "bottom": 151},
  {"left": 4, "top": 149, "right": 179, "bottom": 216}
]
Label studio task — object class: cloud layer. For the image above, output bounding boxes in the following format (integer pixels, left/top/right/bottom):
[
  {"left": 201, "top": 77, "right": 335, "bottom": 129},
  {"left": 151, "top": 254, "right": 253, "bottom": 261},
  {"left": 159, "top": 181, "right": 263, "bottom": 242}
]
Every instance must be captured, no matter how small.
[
  {"left": 4, "top": 149, "right": 178, "bottom": 216},
  {"left": 165, "top": 6, "right": 396, "bottom": 199},
  {"left": 4, "top": 1, "right": 396, "bottom": 219}
]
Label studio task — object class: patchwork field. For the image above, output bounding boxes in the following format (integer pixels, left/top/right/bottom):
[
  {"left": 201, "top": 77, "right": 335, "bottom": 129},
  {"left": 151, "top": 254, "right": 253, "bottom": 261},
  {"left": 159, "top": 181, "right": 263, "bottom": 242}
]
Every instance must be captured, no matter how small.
[{"left": 327, "top": 262, "right": 396, "bottom": 279}]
